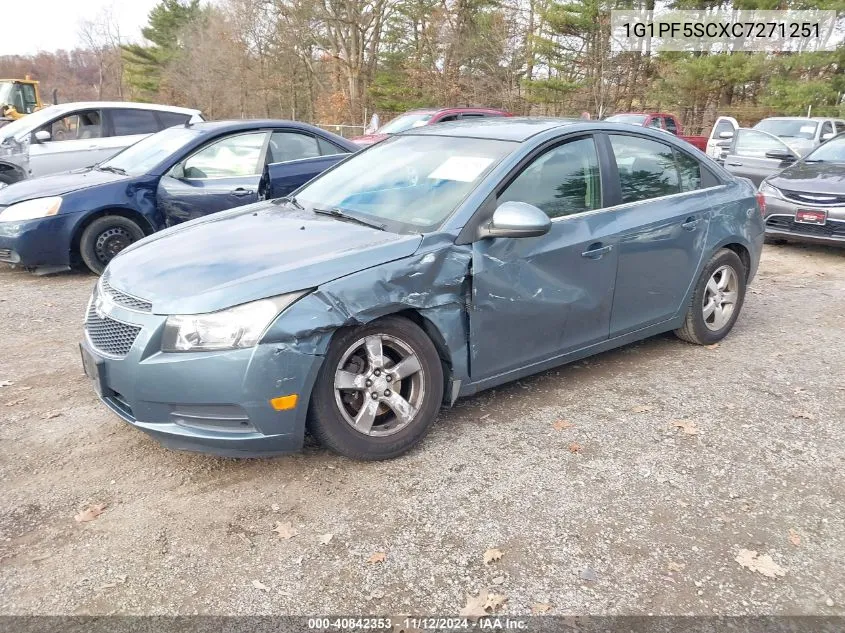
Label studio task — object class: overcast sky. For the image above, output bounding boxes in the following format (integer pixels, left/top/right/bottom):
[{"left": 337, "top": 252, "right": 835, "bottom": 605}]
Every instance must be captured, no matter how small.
[{"left": 0, "top": 0, "right": 161, "bottom": 56}]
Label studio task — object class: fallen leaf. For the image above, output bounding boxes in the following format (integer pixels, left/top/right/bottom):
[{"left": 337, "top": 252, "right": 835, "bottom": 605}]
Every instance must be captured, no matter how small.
[
  {"left": 735, "top": 548, "right": 786, "bottom": 578},
  {"left": 491, "top": 575, "right": 505, "bottom": 585},
  {"left": 789, "top": 529, "right": 801, "bottom": 547},
  {"left": 632, "top": 404, "right": 654, "bottom": 413},
  {"left": 460, "top": 590, "right": 490, "bottom": 619},
  {"left": 74, "top": 504, "right": 106, "bottom": 522},
  {"left": 705, "top": 343, "right": 720, "bottom": 349},
  {"left": 672, "top": 420, "right": 699, "bottom": 436},
  {"left": 318, "top": 533, "right": 334, "bottom": 545},
  {"left": 791, "top": 411, "right": 815, "bottom": 420},
  {"left": 367, "top": 551, "right": 386, "bottom": 564},
  {"left": 18, "top": 386, "right": 32, "bottom": 391},
  {"left": 0, "top": 380, "right": 13, "bottom": 387},
  {"left": 485, "top": 593, "right": 507, "bottom": 610},
  {"left": 667, "top": 561, "right": 686, "bottom": 572},
  {"left": 272, "top": 521, "right": 298, "bottom": 539},
  {"left": 531, "top": 602, "right": 553, "bottom": 614},
  {"left": 552, "top": 419, "right": 574, "bottom": 431},
  {"left": 483, "top": 547, "right": 503, "bottom": 565},
  {"left": 42, "top": 411, "right": 62, "bottom": 420},
  {"left": 252, "top": 579, "right": 270, "bottom": 592},
  {"left": 568, "top": 442, "right": 582, "bottom": 453}
]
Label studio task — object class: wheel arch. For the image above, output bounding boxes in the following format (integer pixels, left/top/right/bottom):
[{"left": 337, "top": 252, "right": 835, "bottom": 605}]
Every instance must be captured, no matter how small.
[
  {"left": 70, "top": 208, "right": 155, "bottom": 260},
  {"left": 0, "top": 161, "right": 27, "bottom": 184},
  {"left": 719, "top": 242, "right": 752, "bottom": 280}
]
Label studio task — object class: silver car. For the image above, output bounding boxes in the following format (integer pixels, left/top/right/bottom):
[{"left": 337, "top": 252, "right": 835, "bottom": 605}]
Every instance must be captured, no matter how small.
[{"left": 0, "top": 102, "right": 203, "bottom": 186}]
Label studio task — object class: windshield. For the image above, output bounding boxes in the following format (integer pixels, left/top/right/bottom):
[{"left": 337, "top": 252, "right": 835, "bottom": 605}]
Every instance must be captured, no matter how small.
[
  {"left": 754, "top": 119, "right": 818, "bottom": 140},
  {"left": 0, "top": 104, "right": 64, "bottom": 140},
  {"left": 805, "top": 134, "right": 845, "bottom": 162},
  {"left": 295, "top": 135, "right": 514, "bottom": 232},
  {"left": 377, "top": 113, "right": 434, "bottom": 135},
  {"left": 100, "top": 126, "right": 202, "bottom": 176},
  {"left": 606, "top": 114, "right": 647, "bottom": 125}
]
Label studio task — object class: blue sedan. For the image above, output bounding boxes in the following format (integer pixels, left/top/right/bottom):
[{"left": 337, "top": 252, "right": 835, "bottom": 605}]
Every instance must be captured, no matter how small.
[
  {"left": 80, "top": 118, "right": 764, "bottom": 460},
  {"left": 0, "top": 120, "right": 358, "bottom": 273}
]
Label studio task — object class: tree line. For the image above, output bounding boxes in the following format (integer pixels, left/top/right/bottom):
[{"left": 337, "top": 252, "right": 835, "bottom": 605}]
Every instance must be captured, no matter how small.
[{"left": 1, "top": 0, "right": 843, "bottom": 135}]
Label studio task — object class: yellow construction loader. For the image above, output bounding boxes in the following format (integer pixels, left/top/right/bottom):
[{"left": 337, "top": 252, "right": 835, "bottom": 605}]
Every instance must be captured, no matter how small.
[{"left": 0, "top": 77, "right": 46, "bottom": 126}]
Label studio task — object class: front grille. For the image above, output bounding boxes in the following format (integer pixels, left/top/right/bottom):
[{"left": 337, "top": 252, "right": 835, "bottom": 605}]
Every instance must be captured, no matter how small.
[
  {"left": 85, "top": 302, "right": 141, "bottom": 357},
  {"left": 780, "top": 189, "right": 845, "bottom": 206},
  {"left": 101, "top": 277, "right": 152, "bottom": 312},
  {"left": 766, "top": 215, "right": 845, "bottom": 239}
]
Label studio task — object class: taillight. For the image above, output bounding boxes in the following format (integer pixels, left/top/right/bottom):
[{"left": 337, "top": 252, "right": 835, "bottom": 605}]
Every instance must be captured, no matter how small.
[{"left": 755, "top": 192, "right": 766, "bottom": 216}]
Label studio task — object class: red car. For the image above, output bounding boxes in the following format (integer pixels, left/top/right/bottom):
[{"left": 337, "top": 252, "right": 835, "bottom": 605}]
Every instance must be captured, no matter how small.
[
  {"left": 605, "top": 112, "right": 709, "bottom": 152},
  {"left": 352, "top": 107, "right": 513, "bottom": 146}
]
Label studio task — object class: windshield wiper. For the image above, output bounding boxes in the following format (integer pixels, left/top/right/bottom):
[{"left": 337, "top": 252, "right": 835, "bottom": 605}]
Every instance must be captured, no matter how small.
[
  {"left": 312, "top": 207, "right": 386, "bottom": 231},
  {"left": 804, "top": 158, "right": 826, "bottom": 163},
  {"left": 273, "top": 195, "right": 304, "bottom": 210},
  {"left": 97, "top": 165, "right": 128, "bottom": 175}
]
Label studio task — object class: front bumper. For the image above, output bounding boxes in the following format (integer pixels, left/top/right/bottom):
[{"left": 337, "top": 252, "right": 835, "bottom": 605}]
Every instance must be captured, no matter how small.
[
  {"left": 80, "top": 293, "right": 324, "bottom": 457},
  {"left": 761, "top": 194, "right": 845, "bottom": 246},
  {"left": 0, "top": 214, "right": 78, "bottom": 267}
]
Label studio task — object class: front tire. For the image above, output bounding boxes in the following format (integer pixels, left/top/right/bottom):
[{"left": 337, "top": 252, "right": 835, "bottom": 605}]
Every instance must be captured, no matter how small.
[
  {"left": 675, "top": 248, "right": 747, "bottom": 345},
  {"left": 79, "top": 215, "right": 145, "bottom": 275},
  {"left": 308, "top": 316, "right": 444, "bottom": 460}
]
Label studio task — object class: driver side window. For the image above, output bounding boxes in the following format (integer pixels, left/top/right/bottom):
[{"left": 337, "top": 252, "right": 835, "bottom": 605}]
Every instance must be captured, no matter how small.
[
  {"left": 38, "top": 110, "right": 102, "bottom": 142},
  {"left": 182, "top": 132, "right": 267, "bottom": 179},
  {"left": 498, "top": 137, "right": 601, "bottom": 219}
]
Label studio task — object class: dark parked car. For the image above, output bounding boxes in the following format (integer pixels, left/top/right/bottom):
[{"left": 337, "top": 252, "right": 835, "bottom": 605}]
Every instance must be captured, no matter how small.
[
  {"left": 0, "top": 120, "right": 358, "bottom": 273},
  {"left": 759, "top": 133, "right": 845, "bottom": 246},
  {"left": 80, "top": 119, "right": 764, "bottom": 460}
]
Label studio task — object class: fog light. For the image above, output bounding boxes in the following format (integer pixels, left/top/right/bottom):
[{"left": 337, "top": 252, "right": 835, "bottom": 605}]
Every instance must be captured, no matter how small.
[{"left": 270, "top": 394, "right": 298, "bottom": 411}]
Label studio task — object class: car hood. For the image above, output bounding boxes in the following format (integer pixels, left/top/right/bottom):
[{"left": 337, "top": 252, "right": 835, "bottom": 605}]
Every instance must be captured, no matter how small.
[
  {"left": 0, "top": 168, "right": 126, "bottom": 204},
  {"left": 768, "top": 161, "right": 845, "bottom": 195},
  {"left": 107, "top": 203, "right": 423, "bottom": 315}
]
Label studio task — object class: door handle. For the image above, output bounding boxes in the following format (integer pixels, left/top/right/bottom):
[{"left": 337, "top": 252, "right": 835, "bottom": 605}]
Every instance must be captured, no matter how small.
[
  {"left": 681, "top": 217, "right": 701, "bottom": 231},
  {"left": 581, "top": 243, "right": 613, "bottom": 259},
  {"left": 726, "top": 161, "right": 743, "bottom": 167},
  {"left": 231, "top": 188, "right": 254, "bottom": 197}
]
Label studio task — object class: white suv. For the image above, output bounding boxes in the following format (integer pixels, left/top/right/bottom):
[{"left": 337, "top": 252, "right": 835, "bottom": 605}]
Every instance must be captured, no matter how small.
[{"left": 0, "top": 102, "right": 203, "bottom": 185}]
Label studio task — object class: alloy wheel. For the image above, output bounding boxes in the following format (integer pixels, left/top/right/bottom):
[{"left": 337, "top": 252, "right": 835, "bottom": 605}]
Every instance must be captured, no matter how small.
[
  {"left": 702, "top": 264, "right": 739, "bottom": 331},
  {"left": 333, "top": 334, "right": 425, "bottom": 437}
]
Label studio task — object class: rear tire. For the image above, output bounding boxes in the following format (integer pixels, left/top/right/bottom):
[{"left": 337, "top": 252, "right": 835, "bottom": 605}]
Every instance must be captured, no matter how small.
[
  {"left": 674, "top": 248, "right": 747, "bottom": 345},
  {"left": 308, "top": 316, "right": 444, "bottom": 460},
  {"left": 79, "top": 215, "right": 145, "bottom": 275}
]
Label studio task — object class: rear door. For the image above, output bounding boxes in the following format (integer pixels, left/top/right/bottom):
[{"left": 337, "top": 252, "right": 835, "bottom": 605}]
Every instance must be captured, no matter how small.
[
  {"left": 262, "top": 130, "right": 350, "bottom": 197},
  {"left": 723, "top": 129, "right": 798, "bottom": 186},
  {"left": 706, "top": 116, "right": 739, "bottom": 160},
  {"left": 469, "top": 134, "right": 619, "bottom": 379},
  {"left": 157, "top": 131, "right": 270, "bottom": 225},
  {"left": 605, "top": 133, "right": 712, "bottom": 335},
  {"left": 28, "top": 109, "right": 106, "bottom": 176}
]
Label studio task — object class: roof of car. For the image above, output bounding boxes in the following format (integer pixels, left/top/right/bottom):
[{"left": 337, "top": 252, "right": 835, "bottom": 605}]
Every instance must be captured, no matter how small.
[
  {"left": 182, "top": 119, "right": 359, "bottom": 149},
  {"left": 759, "top": 116, "right": 843, "bottom": 122},
  {"left": 405, "top": 106, "right": 511, "bottom": 115},
  {"left": 402, "top": 117, "right": 579, "bottom": 141},
  {"left": 39, "top": 101, "right": 202, "bottom": 115}
]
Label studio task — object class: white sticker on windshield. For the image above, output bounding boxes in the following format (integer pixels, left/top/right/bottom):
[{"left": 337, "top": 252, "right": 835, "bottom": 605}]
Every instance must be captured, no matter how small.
[
  {"left": 799, "top": 125, "right": 817, "bottom": 134},
  {"left": 428, "top": 156, "right": 494, "bottom": 182}
]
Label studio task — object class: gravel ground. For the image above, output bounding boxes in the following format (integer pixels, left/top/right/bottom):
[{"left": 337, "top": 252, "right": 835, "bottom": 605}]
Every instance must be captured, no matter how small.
[{"left": 0, "top": 243, "right": 843, "bottom": 617}]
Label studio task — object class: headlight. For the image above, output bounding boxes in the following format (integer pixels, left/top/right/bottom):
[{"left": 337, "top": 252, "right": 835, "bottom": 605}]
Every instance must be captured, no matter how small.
[
  {"left": 0, "top": 197, "right": 62, "bottom": 222},
  {"left": 758, "top": 181, "right": 780, "bottom": 198},
  {"left": 161, "top": 292, "right": 306, "bottom": 352}
]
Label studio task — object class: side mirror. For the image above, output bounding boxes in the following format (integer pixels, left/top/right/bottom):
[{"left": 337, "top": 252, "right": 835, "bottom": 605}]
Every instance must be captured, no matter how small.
[
  {"left": 169, "top": 162, "right": 186, "bottom": 179},
  {"left": 718, "top": 131, "right": 734, "bottom": 139},
  {"left": 715, "top": 140, "right": 731, "bottom": 148},
  {"left": 821, "top": 132, "right": 834, "bottom": 141},
  {"left": 34, "top": 130, "right": 51, "bottom": 142},
  {"left": 479, "top": 201, "right": 551, "bottom": 239},
  {"left": 765, "top": 149, "right": 796, "bottom": 162}
]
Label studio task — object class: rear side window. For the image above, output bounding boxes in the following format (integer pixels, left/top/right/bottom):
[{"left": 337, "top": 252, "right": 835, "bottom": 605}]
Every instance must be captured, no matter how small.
[
  {"left": 835, "top": 121, "right": 845, "bottom": 134},
  {"left": 674, "top": 149, "right": 701, "bottom": 192},
  {"left": 268, "top": 131, "right": 321, "bottom": 162},
  {"left": 157, "top": 111, "right": 191, "bottom": 129},
  {"left": 821, "top": 121, "right": 834, "bottom": 137},
  {"left": 609, "top": 134, "right": 680, "bottom": 203},
  {"left": 664, "top": 117, "right": 678, "bottom": 135},
  {"left": 110, "top": 109, "right": 159, "bottom": 136},
  {"left": 712, "top": 118, "right": 735, "bottom": 138},
  {"left": 316, "top": 136, "right": 346, "bottom": 156}
]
